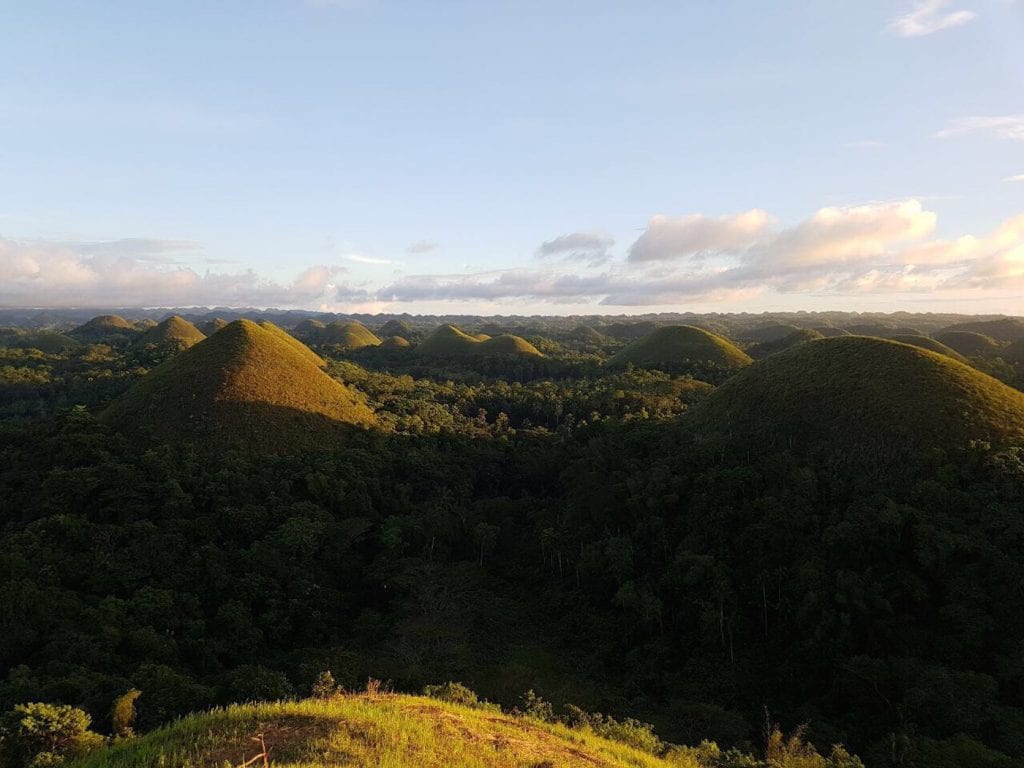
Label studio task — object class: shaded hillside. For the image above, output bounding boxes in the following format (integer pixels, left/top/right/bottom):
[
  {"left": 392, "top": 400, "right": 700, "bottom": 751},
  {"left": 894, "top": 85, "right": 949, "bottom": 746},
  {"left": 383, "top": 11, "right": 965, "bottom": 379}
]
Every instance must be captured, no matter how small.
[
  {"left": 135, "top": 316, "right": 206, "bottom": 352},
  {"left": 887, "top": 334, "right": 969, "bottom": 364},
  {"left": 199, "top": 317, "right": 229, "bottom": 335},
  {"left": 380, "top": 334, "right": 412, "bottom": 349},
  {"left": 608, "top": 326, "right": 751, "bottom": 376},
  {"left": 69, "top": 315, "right": 138, "bottom": 343},
  {"left": 378, "top": 318, "right": 414, "bottom": 339},
  {"left": 739, "top": 323, "right": 805, "bottom": 344},
  {"left": 103, "top": 319, "right": 375, "bottom": 451},
  {"left": 938, "top": 317, "right": 1024, "bottom": 343},
  {"left": 749, "top": 328, "right": 823, "bottom": 358},
  {"left": 319, "top": 322, "right": 382, "bottom": 350},
  {"left": 933, "top": 330, "right": 1002, "bottom": 358},
  {"left": 689, "top": 336, "right": 1024, "bottom": 467}
]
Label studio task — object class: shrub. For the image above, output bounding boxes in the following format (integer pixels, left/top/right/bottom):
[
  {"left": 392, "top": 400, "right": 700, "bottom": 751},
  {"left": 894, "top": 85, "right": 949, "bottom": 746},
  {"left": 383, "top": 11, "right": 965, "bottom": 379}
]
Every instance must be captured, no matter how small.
[
  {"left": 423, "top": 682, "right": 478, "bottom": 707},
  {"left": 563, "top": 704, "right": 662, "bottom": 754},
  {"left": 519, "top": 690, "right": 554, "bottom": 723},
  {"left": 311, "top": 671, "right": 340, "bottom": 700},
  {"left": 0, "top": 703, "right": 103, "bottom": 767},
  {"left": 110, "top": 689, "right": 141, "bottom": 740}
]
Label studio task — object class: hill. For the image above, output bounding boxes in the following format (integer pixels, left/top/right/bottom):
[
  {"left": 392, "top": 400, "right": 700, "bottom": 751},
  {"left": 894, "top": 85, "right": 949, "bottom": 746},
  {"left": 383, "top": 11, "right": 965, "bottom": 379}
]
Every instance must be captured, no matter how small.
[
  {"left": 68, "top": 314, "right": 138, "bottom": 342},
  {"left": 1003, "top": 338, "right": 1024, "bottom": 364},
  {"left": 845, "top": 323, "right": 923, "bottom": 337},
  {"left": 319, "top": 321, "right": 382, "bottom": 350},
  {"left": 749, "top": 328, "right": 823, "bottom": 358},
  {"left": 378, "top": 318, "right": 414, "bottom": 339},
  {"left": 417, "top": 324, "right": 544, "bottom": 358},
  {"left": 688, "top": 336, "right": 1024, "bottom": 466},
  {"left": 811, "top": 326, "right": 851, "bottom": 338},
  {"left": 292, "top": 318, "right": 327, "bottom": 342},
  {"left": 887, "top": 334, "right": 969, "bottom": 364},
  {"left": 103, "top": 319, "right": 375, "bottom": 451},
  {"left": 199, "top": 317, "right": 229, "bottom": 335},
  {"left": 135, "top": 316, "right": 206, "bottom": 351},
  {"left": 938, "top": 317, "right": 1024, "bottom": 343},
  {"left": 739, "top": 323, "right": 805, "bottom": 344},
  {"left": 380, "top": 334, "right": 412, "bottom": 349},
  {"left": 933, "top": 330, "right": 1002, "bottom": 358},
  {"left": 608, "top": 326, "right": 752, "bottom": 374}
]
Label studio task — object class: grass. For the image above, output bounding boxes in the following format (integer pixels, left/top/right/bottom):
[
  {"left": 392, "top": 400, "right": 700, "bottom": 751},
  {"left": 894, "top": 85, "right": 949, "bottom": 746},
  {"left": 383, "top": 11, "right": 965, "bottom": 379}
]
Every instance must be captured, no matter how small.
[
  {"left": 104, "top": 319, "right": 376, "bottom": 451},
  {"left": 933, "top": 330, "right": 1003, "bottom": 358},
  {"left": 887, "top": 334, "right": 969, "bottom": 364},
  {"left": 608, "top": 326, "right": 751, "bottom": 370},
  {"left": 67, "top": 694, "right": 679, "bottom": 768},
  {"left": 136, "top": 316, "right": 207, "bottom": 350},
  {"left": 381, "top": 335, "right": 412, "bottom": 349},
  {"left": 417, "top": 325, "right": 544, "bottom": 358},
  {"left": 70, "top": 314, "right": 137, "bottom": 339},
  {"left": 939, "top": 317, "right": 1024, "bottom": 343},
  {"left": 738, "top": 323, "right": 805, "bottom": 343},
  {"left": 319, "top": 322, "right": 382, "bottom": 350},
  {"left": 689, "top": 335, "right": 1024, "bottom": 464}
]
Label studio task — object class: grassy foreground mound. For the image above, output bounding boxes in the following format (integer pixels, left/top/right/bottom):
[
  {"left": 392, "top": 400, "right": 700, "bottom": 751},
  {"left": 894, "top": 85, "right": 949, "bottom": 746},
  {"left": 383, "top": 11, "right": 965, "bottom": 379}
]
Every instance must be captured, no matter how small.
[
  {"left": 103, "top": 319, "right": 375, "bottom": 451},
  {"left": 67, "top": 695, "right": 681, "bottom": 768},
  {"left": 608, "top": 326, "right": 751, "bottom": 374},
  {"left": 689, "top": 336, "right": 1024, "bottom": 466}
]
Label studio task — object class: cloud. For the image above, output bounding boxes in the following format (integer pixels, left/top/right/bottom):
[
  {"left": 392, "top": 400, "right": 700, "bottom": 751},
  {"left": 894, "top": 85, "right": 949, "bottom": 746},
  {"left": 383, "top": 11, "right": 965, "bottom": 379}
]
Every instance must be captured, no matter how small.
[
  {"left": 937, "top": 115, "right": 1024, "bottom": 141},
  {"left": 537, "top": 232, "right": 615, "bottom": 266},
  {"left": 885, "top": 0, "right": 976, "bottom": 37},
  {"left": 1004, "top": 174, "right": 1024, "bottom": 182},
  {"left": 0, "top": 237, "right": 355, "bottom": 308},
  {"left": 406, "top": 239, "right": 439, "bottom": 254},
  {"left": 627, "top": 210, "right": 770, "bottom": 262},
  {"left": 345, "top": 254, "right": 393, "bottom": 265}
]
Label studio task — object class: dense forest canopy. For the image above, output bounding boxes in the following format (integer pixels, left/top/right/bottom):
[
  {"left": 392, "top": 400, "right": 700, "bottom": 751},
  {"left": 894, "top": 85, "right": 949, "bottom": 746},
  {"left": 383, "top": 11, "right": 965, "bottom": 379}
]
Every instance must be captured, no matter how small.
[{"left": 2, "top": 309, "right": 1024, "bottom": 767}]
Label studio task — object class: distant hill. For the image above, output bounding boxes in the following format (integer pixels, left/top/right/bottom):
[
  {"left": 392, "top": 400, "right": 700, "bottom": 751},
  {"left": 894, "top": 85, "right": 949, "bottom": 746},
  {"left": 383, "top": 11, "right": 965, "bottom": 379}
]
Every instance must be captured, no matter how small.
[
  {"left": 199, "top": 317, "right": 229, "bottom": 335},
  {"left": 938, "top": 317, "right": 1024, "bottom": 343},
  {"left": 68, "top": 314, "right": 139, "bottom": 343},
  {"left": 135, "top": 316, "right": 206, "bottom": 352},
  {"left": 933, "top": 330, "right": 1002, "bottom": 358},
  {"left": 67, "top": 694, "right": 706, "bottom": 768},
  {"left": 568, "top": 324, "right": 608, "bottom": 344},
  {"left": 380, "top": 335, "right": 412, "bottom": 349},
  {"left": 846, "top": 323, "right": 923, "bottom": 337},
  {"left": 104, "top": 319, "right": 375, "bottom": 451},
  {"left": 738, "top": 323, "right": 805, "bottom": 344},
  {"left": 812, "top": 326, "right": 851, "bottom": 338},
  {"left": 319, "top": 321, "right": 382, "bottom": 350},
  {"left": 1004, "top": 338, "right": 1024, "bottom": 364},
  {"left": 0, "top": 330, "right": 81, "bottom": 353},
  {"left": 378, "top": 318, "right": 414, "bottom": 339},
  {"left": 417, "top": 324, "right": 543, "bottom": 358},
  {"left": 887, "top": 334, "right": 969, "bottom": 364},
  {"left": 688, "top": 336, "right": 1024, "bottom": 467},
  {"left": 749, "top": 328, "right": 823, "bottom": 358},
  {"left": 608, "top": 325, "right": 752, "bottom": 374},
  {"left": 292, "top": 318, "right": 327, "bottom": 342}
]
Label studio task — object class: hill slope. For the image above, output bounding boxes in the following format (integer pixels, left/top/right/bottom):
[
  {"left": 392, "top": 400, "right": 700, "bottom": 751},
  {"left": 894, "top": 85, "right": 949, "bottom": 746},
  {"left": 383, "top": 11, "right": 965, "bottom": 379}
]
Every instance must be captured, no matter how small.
[
  {"left": 319, "top": 321, "right": 382, "bottom": 350},
  {"left": 68, "top": 695, "right": 678, "bottom": 768},
  {"left": 135, "top": 315, "right": 206, "bottom": 351},
  {"left": 938, "top": 317, "right": 1024, "bottom": 343},
  {"left": 933, "top": 330, "right": 1002, "bottom": 358},
  {"left": 69, "top": 314, "right": 138, "bottom": 342},
  {"left": 608, "top": 326, "right": 751, "bottom": 372},
  {"left": 688, "top": 336, "right": 1024, "bottom": 466},
  {"left": 103, "top": 319, "right": 375, "bottom": 451},
  {"left": 887, "top": 334, "right": 969, "bottom": 364},
  {"left": 417, "top": 325, "right": 544, "bottom": 358}
]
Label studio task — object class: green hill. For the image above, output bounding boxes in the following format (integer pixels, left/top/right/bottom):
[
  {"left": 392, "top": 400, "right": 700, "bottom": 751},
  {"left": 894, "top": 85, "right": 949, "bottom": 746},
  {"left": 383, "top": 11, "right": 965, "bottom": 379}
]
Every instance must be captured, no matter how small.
[
  {"left": 608, "top": 326, "right": 752, "bottom": 373},
  {"left": 933, "top": 330, "right": 1002, "bottom": 358},
  {"left": 417, "top": 325, "right": 544, "bottom": 358},
  {"left": 938, "top": 317, "right": 1024, "bottom": 343},
  {"left": 2, "top": 330, "right": 81, "bottom": 353},
  {"left": 378, "top": 318, "right": 414, "bottom": 339},
  {"left": 1003, "top": 338, "right": 1024, "bottom": 364},
  {"left": 319, "top": 322, "right": 382, "bottom": 350},
  {"left": 103, "top": 319, "right": 375, "bottom": 451},
  {"left": 887, "top": 334, "right": 969, "bottom": 364},
  {"left": 257, "top": 321, "right": 329, "bottom": 368},
  {"left": 381, "top": 334, "right": 412, "bottom": 349},
  {"left": 292, "top": 318, "right": 327, "bottom": 342},
  {"left": 65, "top": 694, "right": 709, "bottom": 768},
  {"left": 199, "top": 317, "right": 229, "bottom": 335},
  {"left": 739, "top": 323, "right": 805, "bottom": 344},
  {"left": 749, "top": 328, "right": 823, "bottom": 358},
  {"left": 135, "top": 316, "right": 206, "bottom": 351},
  {"left": 69, "top": 314, "right": 138, "bottom": 342},
  {"left": 688, "top": 336, "right": 1024, "bottom": 466},
  {"left": 812, "top": 326, "right": 851, "bottom": 338},
  {"left": 845, "top": 323, "right": 923, "bottom": 337}
]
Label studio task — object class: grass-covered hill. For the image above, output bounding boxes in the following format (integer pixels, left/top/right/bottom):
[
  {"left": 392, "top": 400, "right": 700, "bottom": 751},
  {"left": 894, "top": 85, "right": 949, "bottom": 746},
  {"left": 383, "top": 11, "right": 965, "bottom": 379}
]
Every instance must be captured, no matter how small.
[
  {"left": 811, "top": 326, "right": 851, "bottom": 338},
  {"left": 688, "top": 336, "right": 1024, "bottom": 466},
  {"left": 608, "top": 326, "right": 752, "bottom": 374},
  {"left": 738, "top": 323, "right": 805, "bottom": 344},
  {"left": 748, "top": 328, "right": 823, "bottom": 358},
  {"left": 417, "top": 324, "right": 544, "bottom": 358},
  {"left": 103, "top": 319, "right": 376, "bottom": 451},
  {"left": 380, "top": 334, "right": 412, "bottom": 349},
  {"left": 933, "top": 330, "right": 1002, "bottom": 358},
  {"left": 199, "top": 317, "right": 229, "bottom": 335},
  {"left": 69, "top": 314, "right": 139, "bottom": 343},
  {"left": 938, "top": 317, "right": 1024, "bottom": 343},
  {"left": 378, "top": 318, "right": 414, "bottom": 339},
  {"left": 134, "top": 316, "right": 206, "bottom": 352},
  {"left": 887, "top": 334, "right": 969, "bottom": 363},
  {"left": 319, "top": 321, "right": 383, "bottom": 350},
  {"left": 66, "top": 694, "right": 698, "bottom": 768},
  {"left": 0, "top": 329, "right": 81, "bottom": 353}
]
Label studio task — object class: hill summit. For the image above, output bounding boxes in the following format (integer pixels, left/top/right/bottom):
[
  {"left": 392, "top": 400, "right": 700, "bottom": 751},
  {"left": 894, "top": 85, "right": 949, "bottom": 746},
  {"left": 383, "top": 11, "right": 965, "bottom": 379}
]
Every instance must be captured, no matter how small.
[
  {"left": 689, "top": 336, "right": 1024, "bottom": 467},
  {"left": 69, "top": 314, "right": 138, "bottom": 342},
  {"left": 135, "top": 315, "right": 206, "bottom": 351},
  {"left": 608, "top": 325, "right": 751, "bottom": 375},
  {"left": 104, "top": 319, "right": 375, "bottom": 451},
  {"left": 417, "top": 324, "right": 543, "bottom": 358}
]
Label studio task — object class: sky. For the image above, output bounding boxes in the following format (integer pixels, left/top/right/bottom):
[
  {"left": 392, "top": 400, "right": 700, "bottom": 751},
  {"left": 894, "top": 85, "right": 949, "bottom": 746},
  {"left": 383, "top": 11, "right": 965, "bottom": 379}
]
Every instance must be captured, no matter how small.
[{"left": 1, "top": 0, "right": 1023, "bottom": 315}]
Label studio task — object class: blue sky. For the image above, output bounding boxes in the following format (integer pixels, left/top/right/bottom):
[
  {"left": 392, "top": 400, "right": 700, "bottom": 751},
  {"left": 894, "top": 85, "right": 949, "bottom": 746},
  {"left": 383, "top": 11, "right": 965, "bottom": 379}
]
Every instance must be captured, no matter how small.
[{"left": 1, "top": 0, "right": 1023, "bottom": 314}]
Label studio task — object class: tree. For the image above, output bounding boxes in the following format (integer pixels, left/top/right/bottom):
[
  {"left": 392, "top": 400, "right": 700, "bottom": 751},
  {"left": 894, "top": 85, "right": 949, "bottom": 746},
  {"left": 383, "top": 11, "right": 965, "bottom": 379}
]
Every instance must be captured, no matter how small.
[
  {"left": 311, "top": 671, "right": 339, "bottom": 700},
  {"left": 0, "top": 703, "right": 102, "bottom": 767},
  {"left": 110, "top": 689, "right": 141, "bottom": 739}
]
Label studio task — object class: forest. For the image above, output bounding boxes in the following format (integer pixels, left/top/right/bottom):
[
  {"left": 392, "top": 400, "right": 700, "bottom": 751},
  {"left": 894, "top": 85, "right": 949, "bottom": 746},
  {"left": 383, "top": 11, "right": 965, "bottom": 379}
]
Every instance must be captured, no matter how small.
[{"left": 1, "top": 309, "right": 1024, "bottom": 767}]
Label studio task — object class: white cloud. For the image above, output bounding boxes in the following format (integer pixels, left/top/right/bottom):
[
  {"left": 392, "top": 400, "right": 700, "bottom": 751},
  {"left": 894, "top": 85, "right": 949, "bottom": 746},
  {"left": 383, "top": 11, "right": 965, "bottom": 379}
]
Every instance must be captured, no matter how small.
[
  {"left": 1004, "top": 174, "right": 1024, "bottom": 182},
  {"left": 937, "top": 115, "right": 1024, "bottom": 141},
  {"left": 627, "top": 210, "right": 770, "bottom": 262},
  {"left": 885, "top": 0, "right": 976, "bottom": 37},
  {"left": 345, "top": 254, "right": 393, "bottom": 265}
]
